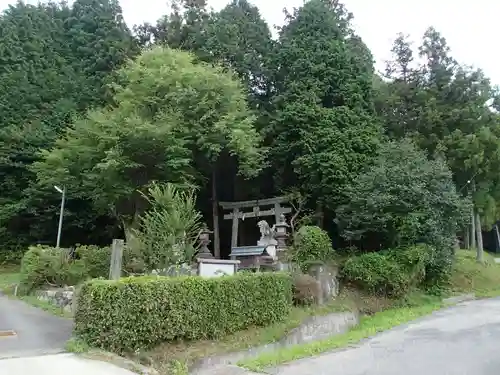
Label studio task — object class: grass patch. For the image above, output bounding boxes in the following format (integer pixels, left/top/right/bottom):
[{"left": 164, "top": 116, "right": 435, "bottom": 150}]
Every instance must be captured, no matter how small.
[
  {"left": 237, "top": 299, "right": 444, "bottom": 371},
  {"left": 0, "top": 265, "right": 72, "bottom": 318},
  {"left": 17, "top": 295, "right": 72, "bottom": 318},
  {"left": 66, "top": 337, "right": 91, "bottom": 353},
  {"left": 0, "top": 265, "right": 20, "bottom": 293},
  {"left": 449, "top": 249, "right": 500, "bottom": 297}
]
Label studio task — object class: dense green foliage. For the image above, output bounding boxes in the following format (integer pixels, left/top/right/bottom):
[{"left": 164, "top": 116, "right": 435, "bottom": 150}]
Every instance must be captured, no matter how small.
[
  {"left": 378, "top": 30, "right": 500, "bottom": 255},
  {"left": 76, "top": 245, "right": 113, "bottom": 279},
  {"left": 336, "top": 140, "right": 470, "bottom": 278},
  {"left": 32, "top": 46, "right": 264, "bottom": 248},
  {"left": 20, "top": 245, "right": 87, "bottom": 292},
  {"left": 268, "top": 0, "right": 381, "bottom": 209},
  {"left": 342, "top": 245, "right": 434, "bottom": 297},
  {"left": 0, "top": 0, "right": 137, "bottom": 252},
  {"left": 0, "top": 0, "right": 496, "bottom": 276},
  {"left": 134, "top": 182, "right": 203, "bottom": 271},
  {"left": 336, "top": 140, "right": 470, "bottom": 249},
  {"left": 74, "top": 273, "right": 292, "bottom": 352},
  {"left": 291, "top": 225, "right": 335, "bottom": 271},
  {"left": 19, "top": 243, "right": 145, "bottom": 291}
]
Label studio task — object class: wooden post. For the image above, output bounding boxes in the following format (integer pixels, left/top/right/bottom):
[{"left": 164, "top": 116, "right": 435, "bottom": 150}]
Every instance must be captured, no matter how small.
[
  {"left": 274, "top": 203, "right": 281, "bottom": 224},
  {"left": 212, "top": 169, "right": 221, "bottom": 259},
  {"left": 231, "top": 208, "right": 239, "bottom": 248},
  {"left": 109, "top": 239, "right": 124, "bottom": 280}
]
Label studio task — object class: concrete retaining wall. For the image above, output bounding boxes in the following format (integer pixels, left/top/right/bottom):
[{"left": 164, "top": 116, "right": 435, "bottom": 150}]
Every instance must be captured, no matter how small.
[{"left": 191, "top": 311, "right": 359, "bottom": 373}]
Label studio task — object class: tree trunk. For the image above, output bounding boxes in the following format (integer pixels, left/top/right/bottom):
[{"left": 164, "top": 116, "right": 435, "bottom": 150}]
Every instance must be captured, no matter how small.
[
  {"left": 475, "top": 211, "right": 484, "bottom": 263},
  {"left": 212, "top": 169, "right": 221, "bottom": 259},
  {"left": 470, "top": 207, "right": 476, "bottom": 250},
  {"left": 315, "top": 202, "right": 324, "bottom": 228},
  {"left": 122, "top": 214, "right": 140, "bottom": 252},
  {"left": 464, "top": 228, "right": 470, "bottom": 249},
  {"left": 495, "top": 224, "right": 500, "bottom": 253}
]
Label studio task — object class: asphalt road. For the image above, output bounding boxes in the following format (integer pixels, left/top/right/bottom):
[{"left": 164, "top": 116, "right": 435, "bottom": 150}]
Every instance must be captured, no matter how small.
[
  {"left": 272, "top": 298, "right": 500, "bottom": 375},
  {"left": 0, "top": 294, "right": 73, "bottom": 359},
  {"left": 0, "top": 294, "right": 137, "bottom": 374}
]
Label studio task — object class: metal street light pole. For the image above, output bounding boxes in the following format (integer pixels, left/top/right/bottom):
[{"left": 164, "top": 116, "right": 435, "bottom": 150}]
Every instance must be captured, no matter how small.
[{"left": 54, "top": 185, "right": 66, "bottom": 248}]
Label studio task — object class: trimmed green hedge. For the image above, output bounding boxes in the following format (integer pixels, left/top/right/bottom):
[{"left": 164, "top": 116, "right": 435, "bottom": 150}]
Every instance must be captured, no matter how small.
[{"left": 74, "top": 272, "right": 293, "bottom": 352}]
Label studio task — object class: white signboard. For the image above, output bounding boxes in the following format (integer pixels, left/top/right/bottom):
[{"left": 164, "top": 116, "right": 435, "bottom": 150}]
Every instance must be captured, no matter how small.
[{"left": 199, "top": 262, "right": 236, "bottom": 278}]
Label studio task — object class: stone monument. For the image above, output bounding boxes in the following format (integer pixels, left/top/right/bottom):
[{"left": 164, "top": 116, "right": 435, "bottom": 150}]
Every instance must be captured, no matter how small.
[{"left": 257, "top": 220, "right": 278, "bottom": 258}]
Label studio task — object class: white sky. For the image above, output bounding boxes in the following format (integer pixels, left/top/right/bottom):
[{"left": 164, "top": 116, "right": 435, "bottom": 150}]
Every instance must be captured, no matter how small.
[
  {"left": 3, "top": 0, "right": 500, "bottom": 84},
  {"left": 119, "top": 0, "right": 500, "bottom": 84}
]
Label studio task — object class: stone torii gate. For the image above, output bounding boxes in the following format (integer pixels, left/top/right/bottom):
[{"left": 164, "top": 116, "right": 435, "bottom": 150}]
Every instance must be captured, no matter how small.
[{"left": 219, "top": 196, "right": 292, "bottom": 248}]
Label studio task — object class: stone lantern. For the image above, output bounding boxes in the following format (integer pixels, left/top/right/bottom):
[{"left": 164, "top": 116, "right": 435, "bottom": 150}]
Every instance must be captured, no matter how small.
[
  {"left": 197, "top": 225, "right": 214, "bottom": 259},
  {"left": 274, "top": 214, "right": 290, "bottom": 251}
]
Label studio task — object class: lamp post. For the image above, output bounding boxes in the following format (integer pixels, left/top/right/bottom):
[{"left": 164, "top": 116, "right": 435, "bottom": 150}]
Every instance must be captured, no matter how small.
[
  {"left": 54, "top": 185, "right": 66, "bottom": 248},
  {"left": 274, "top": 214, "right": 290, "bottom": 251},
  {"left": 197, "top": 225, "right": 214, "bottom": 259}
]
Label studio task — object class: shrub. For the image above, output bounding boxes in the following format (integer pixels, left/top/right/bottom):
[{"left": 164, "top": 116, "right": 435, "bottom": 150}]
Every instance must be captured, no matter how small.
[
  {"left": 291, "top": 225, "right": 334, "bottom": 271},
  {"left": 77, "top": 245, "right": 111, "bottom": 278},
  {"left": 292, "top": 273, "right": 320, "bottom": 306},
  {"left": 74, "top": 272, "right": 292, "bottom": 352},
  {"left": 342, "top": 245, "right": 437, "bottom": 298},
  {"left": 20, "top": 242, "right": 147, "bottom": 293},
  {"left": 20, "top": 245, "right": 88, "bottom": 292},
  {"left": 386, "top": 244, "right": 431, "bottom": 284},
  {"left": 58, "top": 259, "right": 88, "bottom": 286},
  {"left": 389, "top": 242, "right": 452, "bottom": 293},
  {"left": 134, "top": 182, "right": 203, "bottom": 271},
  {"left": 19, "top": 245, "right": 55, "bottom": 291},
  {"left": 342, "top": 252, "right": 410, "bottom": 297},
  {"left": 336, "top": 139, "right": 470, "bottom": 281},
  {"left": 77, "top": 244, "right": 146, "bottom": 278},
  {"left": 0, "top": 247, "right": 24, "bottom": 265}
]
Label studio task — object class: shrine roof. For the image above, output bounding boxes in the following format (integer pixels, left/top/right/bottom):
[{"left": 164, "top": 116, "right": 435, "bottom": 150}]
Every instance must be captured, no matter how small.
[{"left": 229, "top": 245, "right": 269, "bottom": 257}]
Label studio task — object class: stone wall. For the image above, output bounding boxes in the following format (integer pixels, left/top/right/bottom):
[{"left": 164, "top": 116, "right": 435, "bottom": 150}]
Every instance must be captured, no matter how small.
[
  {"left": 307, "top": 263, "right": 340, "bottom": 304},
  {"left": 35, "top": 286, "right": 75, "bottom": 314}
]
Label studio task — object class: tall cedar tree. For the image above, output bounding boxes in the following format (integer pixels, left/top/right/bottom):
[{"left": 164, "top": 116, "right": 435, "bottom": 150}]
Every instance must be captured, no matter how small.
[
  {"left": 269, "top": 0, "right": 382, "bottom": 218},
  {"left": 65, "top": 0, "right": 139, "bottom": 109}
]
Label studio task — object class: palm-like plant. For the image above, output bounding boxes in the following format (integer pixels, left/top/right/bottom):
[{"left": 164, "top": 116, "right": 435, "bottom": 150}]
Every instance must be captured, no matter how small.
[{"left": 135, "top": 182, "right": 203, "bottom": 271}]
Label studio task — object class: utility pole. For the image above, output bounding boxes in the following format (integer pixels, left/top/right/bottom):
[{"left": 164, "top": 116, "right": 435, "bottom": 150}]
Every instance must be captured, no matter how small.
[{"left": 55, "top": 185, "right": 66, "bottom": 248}]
